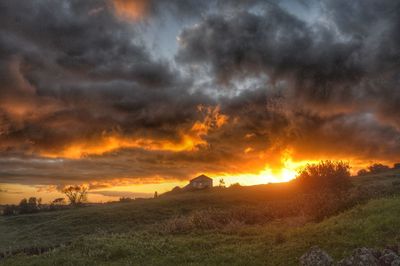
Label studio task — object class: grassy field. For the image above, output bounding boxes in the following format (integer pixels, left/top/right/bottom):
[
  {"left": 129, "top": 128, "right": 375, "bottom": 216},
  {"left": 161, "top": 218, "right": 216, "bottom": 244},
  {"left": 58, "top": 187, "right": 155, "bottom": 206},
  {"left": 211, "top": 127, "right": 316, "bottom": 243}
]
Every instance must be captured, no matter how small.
[{"left": 1, "top": 171, "right": 400, "bottom": 265}]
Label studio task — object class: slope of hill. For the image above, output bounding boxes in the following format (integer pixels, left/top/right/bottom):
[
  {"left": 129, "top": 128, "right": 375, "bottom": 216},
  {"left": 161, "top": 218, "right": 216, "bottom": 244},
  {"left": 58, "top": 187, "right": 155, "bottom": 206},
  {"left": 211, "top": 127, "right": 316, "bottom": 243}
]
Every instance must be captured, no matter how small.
[
  {"left": 1, "top": 170, "right": 400, "bottom": 265},
  {"left": 0, "top": 183, "right": 299, "bottom": 254},
  {"left": 1, "top": 196, "right": 400, "bottom": 265}
]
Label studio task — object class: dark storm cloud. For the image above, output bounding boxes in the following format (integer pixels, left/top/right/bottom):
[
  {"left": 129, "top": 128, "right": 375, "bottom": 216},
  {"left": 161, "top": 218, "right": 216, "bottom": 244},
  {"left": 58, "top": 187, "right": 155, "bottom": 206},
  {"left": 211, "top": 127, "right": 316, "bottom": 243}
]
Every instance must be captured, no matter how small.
[
  {"left": 0, "top": 0, "right": 219, "bottom": 187},
  {"left": 176, "top": 0, "right": 400, "bottom": 156},
  {"left": 0, "top": 0, "right": 400, "bottom": 190},
  {"left": 177, "top": 4, "right": 363, "bottom": 104},
  {"left": 323, "top": 0, "right": 400, "bottom": 127},
  {"left": 112, "top": 0, "right": 271, "bottom": 20},
  {"left": 0, "top": 0, "right": 214, "bottom": 156}
]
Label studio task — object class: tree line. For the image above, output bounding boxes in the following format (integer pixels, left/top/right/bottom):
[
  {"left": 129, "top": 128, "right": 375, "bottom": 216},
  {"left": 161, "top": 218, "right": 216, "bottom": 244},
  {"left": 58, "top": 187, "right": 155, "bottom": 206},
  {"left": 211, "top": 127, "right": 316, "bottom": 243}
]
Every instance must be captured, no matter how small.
[
  {"left": 2, "top": 185, "right": 89, "bottom": 216},
  {"left": 357, "top": 163, "right": 400, "bottom": 176}
]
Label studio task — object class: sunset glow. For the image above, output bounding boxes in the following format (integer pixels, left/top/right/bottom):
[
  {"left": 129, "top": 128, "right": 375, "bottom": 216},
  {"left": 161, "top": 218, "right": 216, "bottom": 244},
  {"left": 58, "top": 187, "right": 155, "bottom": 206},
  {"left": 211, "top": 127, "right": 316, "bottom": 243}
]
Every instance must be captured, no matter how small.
[
  {"left": 217, "top": 152, "right": 316, "bottom": 186},
  {"left": 41, "top": 133, "right": 205, "bottom": 159},
  {"left": 2, "top": 2, "right": 400, "bottom": 265},
  {"left": 1, "top": 0, "right": 400, "bottom": 205},
  {"left": 40, "top": 106, "right": 227, "bottom": 159}
]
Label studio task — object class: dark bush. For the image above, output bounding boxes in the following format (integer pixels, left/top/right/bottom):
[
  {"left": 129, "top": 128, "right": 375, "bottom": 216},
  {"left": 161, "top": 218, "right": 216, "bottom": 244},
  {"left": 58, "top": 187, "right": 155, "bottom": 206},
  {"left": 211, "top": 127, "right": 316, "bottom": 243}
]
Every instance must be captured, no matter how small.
[
  {"left": 296, "top": 161, "right": 351, "bottom": 194},
  {"left": 368, "top": 163, "right": 390, "bottom": 174},
  {"left": 357, "top": 169, "right": 369, "bottom": 176},
  {"left": 19, "top": 197, "right": 40, "bottom": 214},
  {"left": 229, "top": 183, "right": 242, "bottom": 188},
  {"left": 119, "top": 197, "right": 133, "bottom": 202},
  {"left": 3, "top": 205, "right": 18, "bottom": 216}
]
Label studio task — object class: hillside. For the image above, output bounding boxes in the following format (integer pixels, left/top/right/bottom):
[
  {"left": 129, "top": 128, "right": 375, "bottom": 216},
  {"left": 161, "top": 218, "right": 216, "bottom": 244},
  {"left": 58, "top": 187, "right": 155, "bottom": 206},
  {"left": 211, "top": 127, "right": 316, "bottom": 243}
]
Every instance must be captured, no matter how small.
[{"left": 1, "top": 170, "right": 400, "bottom": 265}]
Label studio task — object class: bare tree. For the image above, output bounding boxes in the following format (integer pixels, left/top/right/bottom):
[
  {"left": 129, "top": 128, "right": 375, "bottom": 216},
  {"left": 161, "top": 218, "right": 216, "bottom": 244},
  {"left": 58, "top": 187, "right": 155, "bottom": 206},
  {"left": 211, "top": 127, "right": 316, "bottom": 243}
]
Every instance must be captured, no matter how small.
[{"left": 62, "top": 185, "right": 89, "bottom": 206}]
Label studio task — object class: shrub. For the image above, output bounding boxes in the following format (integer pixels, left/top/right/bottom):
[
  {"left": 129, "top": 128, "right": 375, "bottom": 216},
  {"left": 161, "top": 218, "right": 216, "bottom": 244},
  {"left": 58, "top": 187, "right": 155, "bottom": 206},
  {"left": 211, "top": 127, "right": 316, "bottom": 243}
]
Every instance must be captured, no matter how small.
[
  {"left": 357, "top": 169, "right": 369, "bottom": 176},
  {"left": 296, "top": 160, "right": 351, "bottom": 194},
  {"left": 3, "top": 205, "right": 18, "bottom": 216},
  {"left": 368, "top": 163, "right": 390, "bottom": 174},
  {"left": 301, "top": 193, "right": 351, "bottom": 222},
  {"left": 19, "top": 197, "right": 40, "bottom": 214},
  {"left": 119, "top": 197, "right": 133, "bottom": 202},
  {"left": 229, "top": 183, "right": 241, "bottom": 188}
]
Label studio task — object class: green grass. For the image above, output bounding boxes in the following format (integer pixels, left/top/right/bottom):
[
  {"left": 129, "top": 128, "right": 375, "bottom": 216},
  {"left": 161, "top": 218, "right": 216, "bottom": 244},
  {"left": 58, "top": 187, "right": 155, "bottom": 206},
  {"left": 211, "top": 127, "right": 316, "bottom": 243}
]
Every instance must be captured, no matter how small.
[
  {"left": 1, "top": 171, "right": 400, "bottom": 265},
  {"left": 2, "top": 196, "right": 400, "bottom": 265},
  {"left": 0, "top": 182, "right": 301, "bottom": 254}
]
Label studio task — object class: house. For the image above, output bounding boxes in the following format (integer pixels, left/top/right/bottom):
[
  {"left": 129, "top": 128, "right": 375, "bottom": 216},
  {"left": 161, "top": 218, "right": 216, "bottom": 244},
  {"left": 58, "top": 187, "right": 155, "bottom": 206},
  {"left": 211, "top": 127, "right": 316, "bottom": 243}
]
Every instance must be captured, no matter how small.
[{"left": 185, "top": 174, "right": 213, "bottom": 190}]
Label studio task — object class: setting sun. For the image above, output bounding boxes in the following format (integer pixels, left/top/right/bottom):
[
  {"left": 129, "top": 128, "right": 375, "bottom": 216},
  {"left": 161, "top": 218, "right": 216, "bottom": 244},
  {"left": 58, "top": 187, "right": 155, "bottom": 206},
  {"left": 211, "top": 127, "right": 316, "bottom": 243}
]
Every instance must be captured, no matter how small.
[{"left": 215, "top": 152, "right": 314, "bottom": 186}]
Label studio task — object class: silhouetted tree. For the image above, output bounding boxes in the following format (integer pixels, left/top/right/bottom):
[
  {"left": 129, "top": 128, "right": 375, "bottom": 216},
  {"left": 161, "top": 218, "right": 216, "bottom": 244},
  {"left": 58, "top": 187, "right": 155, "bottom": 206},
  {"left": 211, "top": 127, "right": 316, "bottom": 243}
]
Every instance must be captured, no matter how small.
[
  {"left": 296, "top": 161, "right": 351, "bottom": 194},
  {"left": 219, "top": 178, "right": 226, "bottom": 187},
  {"left": 19, "top": 197, "right": 39, "bottom": 214},
  {"left": 368, "top": 163, "right": 390, "bottom": 174},
  {"left": 154, "top": 191, "right": 158, "bottom": 198},
  {"left": 62, "top": 185, "right": 88, "bottom": 206},
  {"left": 19, "top": 198, "right": 28, "bottom": 213}
]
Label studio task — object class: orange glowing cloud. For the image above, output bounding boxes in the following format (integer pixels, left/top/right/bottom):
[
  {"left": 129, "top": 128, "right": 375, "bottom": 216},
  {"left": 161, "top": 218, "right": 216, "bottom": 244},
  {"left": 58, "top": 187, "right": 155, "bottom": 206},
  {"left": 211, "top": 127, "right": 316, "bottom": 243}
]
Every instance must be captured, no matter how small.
[
  {"left": 41, "top": 133, "right": 204, "bottom": 159},
  {"left": 112, "top": 0, "right": 149, "bottom": 21},
  {"left": 41, "top": 105, "right": 228, "bottom": 159},
  {"left": 191, "top": 105, "right": 228, "bottom": 135}
]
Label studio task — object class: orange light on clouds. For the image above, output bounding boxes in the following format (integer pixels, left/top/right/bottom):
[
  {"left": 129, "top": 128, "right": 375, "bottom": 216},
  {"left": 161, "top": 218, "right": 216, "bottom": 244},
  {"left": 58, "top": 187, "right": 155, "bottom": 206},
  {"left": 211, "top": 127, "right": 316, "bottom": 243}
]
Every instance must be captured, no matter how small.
[
  {"left": 41, "top": 105, "right": 228, "bottom": 159},
  {"left": 41, "top": 133, "right": 206, "bottom": 159},
  {"left": 112, "top": 0, "right": 149, "bottom": 21}
]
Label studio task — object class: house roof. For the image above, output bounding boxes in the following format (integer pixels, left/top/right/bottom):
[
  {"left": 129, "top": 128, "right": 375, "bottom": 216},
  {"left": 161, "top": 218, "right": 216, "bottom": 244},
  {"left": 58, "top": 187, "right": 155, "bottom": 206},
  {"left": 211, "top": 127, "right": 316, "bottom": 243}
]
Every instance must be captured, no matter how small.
[{"left": 190, "top": 174, "right": 212, "bottom": 182}]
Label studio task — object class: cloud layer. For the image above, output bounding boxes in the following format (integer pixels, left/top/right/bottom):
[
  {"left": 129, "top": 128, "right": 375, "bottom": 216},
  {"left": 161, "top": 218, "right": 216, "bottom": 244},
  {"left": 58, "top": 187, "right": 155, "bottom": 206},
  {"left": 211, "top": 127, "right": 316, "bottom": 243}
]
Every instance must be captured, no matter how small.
[{"left": 0, "top": 0, "right": 399, "bottom": 189}]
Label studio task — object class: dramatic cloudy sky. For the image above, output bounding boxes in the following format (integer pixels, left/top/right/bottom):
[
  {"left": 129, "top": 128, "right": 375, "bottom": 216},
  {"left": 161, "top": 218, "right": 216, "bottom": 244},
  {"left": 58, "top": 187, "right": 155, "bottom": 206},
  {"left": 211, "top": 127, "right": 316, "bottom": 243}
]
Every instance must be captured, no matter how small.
[{"left": 1, "top": 0, "right": 400, "bottom": 203}]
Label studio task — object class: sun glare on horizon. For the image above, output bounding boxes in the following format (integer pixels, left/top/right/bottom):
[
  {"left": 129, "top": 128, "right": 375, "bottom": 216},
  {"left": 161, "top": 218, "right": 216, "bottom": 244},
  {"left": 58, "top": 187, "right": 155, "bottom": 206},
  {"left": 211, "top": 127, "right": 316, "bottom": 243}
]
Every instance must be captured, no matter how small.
[{"left": 215, "top": 153, "right": 315, "bottom": 187}]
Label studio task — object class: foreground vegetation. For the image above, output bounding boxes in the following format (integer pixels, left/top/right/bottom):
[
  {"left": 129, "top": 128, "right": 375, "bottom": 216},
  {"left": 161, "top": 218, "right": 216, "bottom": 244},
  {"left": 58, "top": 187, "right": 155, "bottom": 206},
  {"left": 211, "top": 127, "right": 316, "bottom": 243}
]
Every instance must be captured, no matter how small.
[
  {"left": 2, "top": 195, "right": 400, "bottom": 265},
  {"left": 1, "top": 164, "right": 400, "bottom": 265}
]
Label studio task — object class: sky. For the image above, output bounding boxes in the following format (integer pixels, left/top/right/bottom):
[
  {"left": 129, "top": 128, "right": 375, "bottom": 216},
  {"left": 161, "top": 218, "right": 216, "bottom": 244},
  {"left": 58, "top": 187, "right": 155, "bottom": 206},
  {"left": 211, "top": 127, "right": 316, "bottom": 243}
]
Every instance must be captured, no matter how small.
[{"left": 1, "top": 0, "right": 400, "bottom": 204}]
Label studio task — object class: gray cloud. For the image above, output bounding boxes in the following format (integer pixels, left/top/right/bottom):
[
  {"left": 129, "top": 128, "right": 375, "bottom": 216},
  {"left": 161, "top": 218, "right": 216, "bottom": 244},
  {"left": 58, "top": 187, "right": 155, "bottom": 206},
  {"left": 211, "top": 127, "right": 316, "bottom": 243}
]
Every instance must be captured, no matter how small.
[
  {"left": 177, "top": 1, "right": 400, "bottom": 119},
  {"left": 0, "top": 0, "right": 399, "bottom": 189},
  {"left": 176, "top": 0, "right": 400, "bottom": 158}
]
